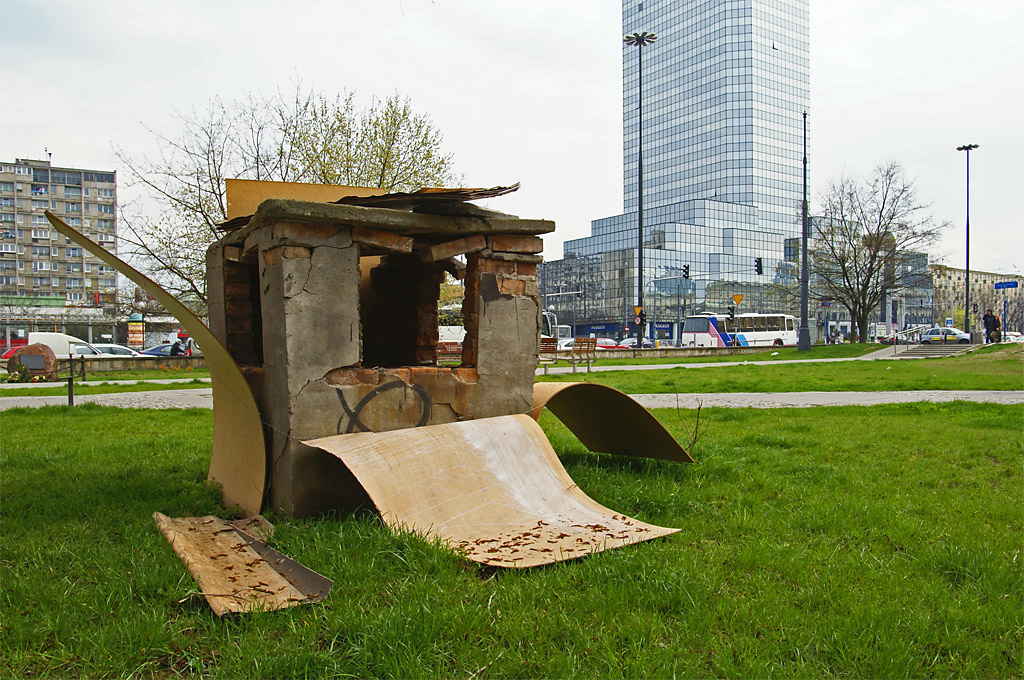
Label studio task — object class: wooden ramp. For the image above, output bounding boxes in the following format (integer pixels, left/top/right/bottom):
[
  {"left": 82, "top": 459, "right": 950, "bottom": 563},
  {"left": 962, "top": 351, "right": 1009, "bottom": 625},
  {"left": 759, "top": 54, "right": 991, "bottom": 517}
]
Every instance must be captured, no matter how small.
[
  {"left": 532, "top": 382, "right": 694, "bottom": 462},
  {"left": 306, "top": 414, "right": 678, "bottom": 568}
]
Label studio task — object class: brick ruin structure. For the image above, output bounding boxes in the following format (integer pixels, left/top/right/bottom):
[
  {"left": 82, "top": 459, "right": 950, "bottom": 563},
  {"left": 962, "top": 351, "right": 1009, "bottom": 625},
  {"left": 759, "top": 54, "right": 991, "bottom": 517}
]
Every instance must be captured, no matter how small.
[{"left": 207, "top": 198, "right": 554, "bottom": 516}]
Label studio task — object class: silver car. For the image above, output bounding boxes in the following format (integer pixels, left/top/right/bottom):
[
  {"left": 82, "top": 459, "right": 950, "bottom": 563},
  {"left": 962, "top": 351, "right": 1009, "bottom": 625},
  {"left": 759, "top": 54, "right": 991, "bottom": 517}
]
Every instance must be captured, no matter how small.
[{"left": 920, "top": 327, "right": 970, "bottom": 344}]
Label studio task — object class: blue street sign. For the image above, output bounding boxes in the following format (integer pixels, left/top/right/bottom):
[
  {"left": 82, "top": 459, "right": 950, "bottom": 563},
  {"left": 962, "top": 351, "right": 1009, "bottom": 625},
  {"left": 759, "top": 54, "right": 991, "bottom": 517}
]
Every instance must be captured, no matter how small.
[{"left": 994, "top": 281, "right": 1018, "bottom": 290}]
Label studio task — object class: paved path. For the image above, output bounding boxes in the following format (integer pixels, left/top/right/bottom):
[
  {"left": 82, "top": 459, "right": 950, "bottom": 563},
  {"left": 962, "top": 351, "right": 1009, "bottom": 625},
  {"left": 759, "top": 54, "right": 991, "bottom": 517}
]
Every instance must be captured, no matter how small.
[
  {"left": 2, "top": 387, "right": 1021, "bottom": 411},
  {"left": 536, "top": 346, "right": 906, "bottom": 376}
]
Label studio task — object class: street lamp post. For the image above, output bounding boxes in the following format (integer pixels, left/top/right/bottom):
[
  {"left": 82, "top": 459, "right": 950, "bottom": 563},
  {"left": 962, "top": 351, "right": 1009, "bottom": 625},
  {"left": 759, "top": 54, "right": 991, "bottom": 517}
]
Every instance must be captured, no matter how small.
[
  {"left": 957, "top": 143, "right": 978, "bottom": 338},
  {"left": 798, "top": 111, "right": 811, "bottom": 350},
  {"left": 624, "top": 30, "right": 656, "bottom": 342}
]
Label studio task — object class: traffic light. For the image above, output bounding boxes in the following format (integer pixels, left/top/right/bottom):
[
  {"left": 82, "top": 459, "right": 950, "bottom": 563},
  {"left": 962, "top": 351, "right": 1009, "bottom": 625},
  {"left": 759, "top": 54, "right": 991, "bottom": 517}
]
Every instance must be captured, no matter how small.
[
  {"left": 682, "top": 264, "right": 690, "bottom": 279},
  {"left": 728, "top": 305, "right": 735, "bottom": 321},
  {"left": 754, "top": 257, "right": 763, "bottom": 275}
]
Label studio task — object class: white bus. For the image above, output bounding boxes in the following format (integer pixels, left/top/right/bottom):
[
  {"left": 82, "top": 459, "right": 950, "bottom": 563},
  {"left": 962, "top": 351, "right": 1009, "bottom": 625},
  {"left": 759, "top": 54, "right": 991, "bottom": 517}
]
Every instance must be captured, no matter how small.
[{"left": 680, "top": 313, "right": 797, "bottom": 348}]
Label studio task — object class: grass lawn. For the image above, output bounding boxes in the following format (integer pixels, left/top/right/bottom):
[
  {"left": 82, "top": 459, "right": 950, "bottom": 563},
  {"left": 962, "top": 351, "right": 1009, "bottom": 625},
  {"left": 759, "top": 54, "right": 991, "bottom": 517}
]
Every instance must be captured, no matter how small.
[
  {"left": 2, "top": 402, "right": 1020, "bottom": 678},
  {"left": 540, "top": 343, "right": 1024, "bottom": 393},
  {"left": 592, "top": 342, "right": 881, "bottom": 366},
  {"left": 0, "top": 378, "right": 209, "bottom": 398}
]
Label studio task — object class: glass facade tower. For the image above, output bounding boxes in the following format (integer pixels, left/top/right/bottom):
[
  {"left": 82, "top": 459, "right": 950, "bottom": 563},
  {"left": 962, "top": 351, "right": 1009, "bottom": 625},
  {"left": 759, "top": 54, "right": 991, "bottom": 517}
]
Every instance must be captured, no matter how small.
[{"left": 542, "top": 0, "right": 810, "bottom": 339}]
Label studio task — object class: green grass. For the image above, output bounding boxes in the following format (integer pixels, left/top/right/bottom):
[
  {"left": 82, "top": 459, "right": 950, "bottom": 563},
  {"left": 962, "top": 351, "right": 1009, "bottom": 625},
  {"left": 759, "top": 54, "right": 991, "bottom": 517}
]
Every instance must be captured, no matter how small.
[
  {"left": 2, "top": 403, "right": 1021, "bottom": 677},
  {"left": 0, "top": 366, "right": 211, "bottom": 382},
  {"left": 0, "top": 378, "right": 209, "bottom": 397},
  {"left": 592, "top": 342, "right": 881, "bottom": 366},
  {"left": 540, "top": 343, "right": 1024, "bottom": 393}
]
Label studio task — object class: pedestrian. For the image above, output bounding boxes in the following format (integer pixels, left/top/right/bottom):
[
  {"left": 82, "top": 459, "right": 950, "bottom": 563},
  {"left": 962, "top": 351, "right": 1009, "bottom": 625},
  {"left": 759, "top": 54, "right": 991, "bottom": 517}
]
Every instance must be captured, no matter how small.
[{"left": 982, "top": 309, "right": 998, "bottom": 344}]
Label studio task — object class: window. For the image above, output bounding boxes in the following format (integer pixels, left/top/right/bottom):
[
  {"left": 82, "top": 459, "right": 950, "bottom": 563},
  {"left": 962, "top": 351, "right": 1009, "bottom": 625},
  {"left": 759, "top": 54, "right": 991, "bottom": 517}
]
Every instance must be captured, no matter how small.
[
  {"left": 32, "top": 168, "right": 49, "bottom": 183},
  {"left": 65, "top": 203, "right": 81, "bottom": 212},
  {"left": 31, "top": 228, "right": 49, "bottom": 239},
  {"left": 97, "top": 204, "right": 114, "bottom": 214},
  {"left": 66, "top": 247, "right": 83, "bottom": 257},
  {"left": 0, "top": 244, "right": 16, "bottom": 253},
  {"left": 51, "top": 170, "right": 81, "bottom": 186},
  {"left": 31, "top": 200, "right": 48, "bottom": 210},
  {"left": 66, "top": 278, "right": 83, "bottom": 288},
  {"left": 0, "top": 213, "right": 13, "bottom": 223},
  {"left": 0, "top": 198, "right": 14, "bottom": 207},
  {"left": 0, "top": 182, "right": 13, "bottom": 192},
  {"left": 15, "top": 166, "right": 31, "bottom": 176},
  {"left": 98, "top": 188, "right": 114, "bottom": 198},
  {"left": 31, "top": 245, "right": 51, "bottom": 256},
  {"left": 84, "top": 172, "right": 115, "bottom": 183},
  {"left": 30, "top": 184, "right": 47, "bottom": 196},
  {"left": 32, "top": 261, "right": 51, "bottom": 272},
  {"left": 64, "top": 186, "right": 82, "bottom": 198}
]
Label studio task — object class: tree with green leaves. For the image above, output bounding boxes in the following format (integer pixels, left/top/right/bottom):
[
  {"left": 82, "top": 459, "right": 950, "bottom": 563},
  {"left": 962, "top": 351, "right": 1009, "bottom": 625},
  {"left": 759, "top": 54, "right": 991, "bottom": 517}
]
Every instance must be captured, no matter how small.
[
  {"left": 116, "top": 85, "right": 460, "bottom": 312},
  {"left": 811, "top": 161, "right": 946, "bottom": 343}
]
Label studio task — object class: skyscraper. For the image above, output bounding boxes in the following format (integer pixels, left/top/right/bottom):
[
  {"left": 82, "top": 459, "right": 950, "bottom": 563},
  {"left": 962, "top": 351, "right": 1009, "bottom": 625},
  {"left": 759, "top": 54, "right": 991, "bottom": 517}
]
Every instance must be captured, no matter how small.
[{"left": 542, "top": 0, "right": 810, "bottom": 339}]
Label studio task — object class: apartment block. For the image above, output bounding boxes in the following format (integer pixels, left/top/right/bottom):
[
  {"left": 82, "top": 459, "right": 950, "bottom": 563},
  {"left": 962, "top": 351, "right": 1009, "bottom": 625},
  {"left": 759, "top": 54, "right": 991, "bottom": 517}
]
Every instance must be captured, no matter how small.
[{"left": 0, "top": 158, "right": 118, "bottom": 305}]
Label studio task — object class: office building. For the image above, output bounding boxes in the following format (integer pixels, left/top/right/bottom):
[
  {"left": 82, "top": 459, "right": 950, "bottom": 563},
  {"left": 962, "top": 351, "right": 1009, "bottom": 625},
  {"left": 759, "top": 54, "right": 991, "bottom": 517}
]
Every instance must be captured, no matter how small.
[
  {"left": 541, "top": 0, "right": 810, "bottom": 340},
  {"left": 0, "top": 158, "right": 118, "bottom": 305}
]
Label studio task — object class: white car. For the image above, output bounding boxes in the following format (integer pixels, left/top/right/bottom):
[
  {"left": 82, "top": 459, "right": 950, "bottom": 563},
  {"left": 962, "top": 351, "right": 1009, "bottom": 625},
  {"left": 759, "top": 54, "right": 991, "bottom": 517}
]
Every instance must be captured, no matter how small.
[
  {"left": 91, "top": 343, "right": 144, "bottom": 357},
  {"left": 920, "top": 327, "right": 970, "bottom": 344}
]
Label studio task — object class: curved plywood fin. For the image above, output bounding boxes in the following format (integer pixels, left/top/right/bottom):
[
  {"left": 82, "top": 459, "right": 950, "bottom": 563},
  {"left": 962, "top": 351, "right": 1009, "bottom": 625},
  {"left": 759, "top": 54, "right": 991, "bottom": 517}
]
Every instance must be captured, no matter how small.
[
  {"left": 532, "top": 382, "right": 693, "bottom": 463},
  {"left": 305, "top": 414, "right": 677, "bottom": 568},
  {"left": 45, "top": 211, "right": 266, "bottom": 516}
]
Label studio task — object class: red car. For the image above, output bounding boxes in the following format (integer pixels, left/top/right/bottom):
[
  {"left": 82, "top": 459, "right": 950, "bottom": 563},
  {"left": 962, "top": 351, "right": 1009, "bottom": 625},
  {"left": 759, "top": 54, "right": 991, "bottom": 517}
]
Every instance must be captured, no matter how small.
[{"left": 594, "top": 338, "right": 619, "bottom": 350}]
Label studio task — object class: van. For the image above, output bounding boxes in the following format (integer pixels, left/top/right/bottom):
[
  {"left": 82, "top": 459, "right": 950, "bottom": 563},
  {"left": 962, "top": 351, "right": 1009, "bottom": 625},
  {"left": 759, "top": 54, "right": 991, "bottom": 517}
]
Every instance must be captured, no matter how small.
[{"left": 27, "top": 332, "right": 111, "bottom": 358}]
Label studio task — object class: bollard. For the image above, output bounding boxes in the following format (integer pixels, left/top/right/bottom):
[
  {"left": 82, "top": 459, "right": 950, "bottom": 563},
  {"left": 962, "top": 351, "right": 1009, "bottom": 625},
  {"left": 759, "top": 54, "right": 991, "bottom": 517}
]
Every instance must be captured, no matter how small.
[{"left": 67, "top": 353, "right": 75, "bottom": 407}]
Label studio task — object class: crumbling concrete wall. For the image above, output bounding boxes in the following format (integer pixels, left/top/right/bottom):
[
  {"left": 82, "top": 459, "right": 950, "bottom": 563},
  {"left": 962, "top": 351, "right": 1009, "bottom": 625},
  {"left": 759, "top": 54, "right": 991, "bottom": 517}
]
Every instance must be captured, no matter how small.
[{"left": 207, "top": 200, "right": 552, "bottom": 516}]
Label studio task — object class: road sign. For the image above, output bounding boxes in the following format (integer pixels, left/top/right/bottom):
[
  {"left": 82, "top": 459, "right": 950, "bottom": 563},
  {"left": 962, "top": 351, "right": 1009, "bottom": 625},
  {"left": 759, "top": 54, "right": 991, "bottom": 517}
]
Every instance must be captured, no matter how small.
[
  {"left": 945, "top": 318, "right": 953, "bottom": 327},
  {"left": 995, "top": 281, "right": 1019, "bottom": 290},
  {"left": 821, "top": 301, "right": 832, "bottom": 308},
  {"left": 732, "top": 294, "right": 743, "bottom": 305},
  {"left": 635, "top": 316, "right": 641, "bottom": 325},
  {"left": 634, "top": 306, "right": 643, "bottom": 316}
]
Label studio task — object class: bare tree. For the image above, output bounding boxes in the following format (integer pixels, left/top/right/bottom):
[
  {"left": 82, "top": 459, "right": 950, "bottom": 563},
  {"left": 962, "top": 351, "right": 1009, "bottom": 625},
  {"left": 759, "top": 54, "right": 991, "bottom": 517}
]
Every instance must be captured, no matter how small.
[
  {"left": 811, "top": 162, "right": 947, "bottom": 342},
  {"left": 116, "top": 85, "right": 459, "bottom": 311}
]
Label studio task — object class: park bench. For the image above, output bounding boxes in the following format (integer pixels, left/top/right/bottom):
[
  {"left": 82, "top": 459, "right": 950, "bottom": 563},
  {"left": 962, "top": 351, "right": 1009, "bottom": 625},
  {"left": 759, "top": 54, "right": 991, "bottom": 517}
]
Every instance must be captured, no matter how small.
[
  {"left": 437, "top": 341, "right": 463, "bottom": 365},
  {"left": 570, "top": 337, "right": 596, "bottom": 373},
  {"left": 538, "top": 337, "right": 559, "bottom": 374}
]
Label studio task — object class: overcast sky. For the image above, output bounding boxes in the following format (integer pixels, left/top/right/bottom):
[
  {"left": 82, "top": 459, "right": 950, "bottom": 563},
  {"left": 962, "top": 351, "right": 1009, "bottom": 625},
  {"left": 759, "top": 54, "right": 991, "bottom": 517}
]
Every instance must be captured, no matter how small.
[{"left": 2, "top": 0, "right": 1021, "bottom": 275}]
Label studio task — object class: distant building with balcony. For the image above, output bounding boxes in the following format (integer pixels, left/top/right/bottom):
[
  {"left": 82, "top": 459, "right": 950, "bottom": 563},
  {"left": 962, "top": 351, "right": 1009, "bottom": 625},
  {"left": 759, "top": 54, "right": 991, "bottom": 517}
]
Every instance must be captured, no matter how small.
[{"left": 0, "top": 158, "right": 118, "bottom": 307}]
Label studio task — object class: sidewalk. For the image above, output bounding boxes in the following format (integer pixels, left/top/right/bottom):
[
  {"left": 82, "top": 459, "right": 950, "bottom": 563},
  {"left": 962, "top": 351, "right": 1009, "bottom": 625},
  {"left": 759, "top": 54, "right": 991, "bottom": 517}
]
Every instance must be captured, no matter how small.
[
  {"left": 2, "top": 387, "right": 1021, "bottom": 411},
  {"left": 537, "top": 345, "right": 901, "bottom": 376}
]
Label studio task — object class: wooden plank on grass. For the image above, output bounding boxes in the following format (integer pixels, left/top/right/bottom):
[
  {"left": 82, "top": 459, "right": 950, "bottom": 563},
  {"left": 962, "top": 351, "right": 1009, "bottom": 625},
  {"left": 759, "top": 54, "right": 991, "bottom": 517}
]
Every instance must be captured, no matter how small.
[{"left": 153, "top": 513, "right": 308, "bottom": 616}]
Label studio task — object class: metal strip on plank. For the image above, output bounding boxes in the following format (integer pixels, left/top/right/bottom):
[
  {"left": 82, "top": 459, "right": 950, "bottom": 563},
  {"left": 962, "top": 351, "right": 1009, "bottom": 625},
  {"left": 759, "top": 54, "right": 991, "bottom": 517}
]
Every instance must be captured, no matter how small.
[
  {"left": 532, "top": 382, "right": 694, "bottom": 463},
  {"left": 305, "top": 414, "right": 678, "bottom": 568}
]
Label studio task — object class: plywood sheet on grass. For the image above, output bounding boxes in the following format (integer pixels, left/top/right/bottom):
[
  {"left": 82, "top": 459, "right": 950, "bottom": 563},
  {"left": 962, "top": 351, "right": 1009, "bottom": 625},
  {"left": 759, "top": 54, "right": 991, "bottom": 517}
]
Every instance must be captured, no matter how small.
[
  {"left": 305, "top": 414, "right": 677, "bottom": 568},
  {"left": 532, "top": 382, "right": 694, "bottom": 463},
  {"left": 153, "top": 513, "right": 331, "bottom": 616}
]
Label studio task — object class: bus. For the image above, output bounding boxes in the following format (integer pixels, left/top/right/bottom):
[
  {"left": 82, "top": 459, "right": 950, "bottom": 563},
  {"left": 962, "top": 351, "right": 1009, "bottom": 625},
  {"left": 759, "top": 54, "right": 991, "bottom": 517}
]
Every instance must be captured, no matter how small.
[{"left": 680, "top": 313, "right": 797, "bottom": 348}]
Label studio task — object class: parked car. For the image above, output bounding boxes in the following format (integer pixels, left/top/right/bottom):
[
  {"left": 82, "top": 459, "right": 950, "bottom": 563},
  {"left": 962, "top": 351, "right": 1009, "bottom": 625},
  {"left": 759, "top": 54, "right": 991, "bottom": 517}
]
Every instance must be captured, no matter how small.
[
  {"left": 616, "top": 337, "right": 655, "bottom": 349},
  {"left": 594, "top": 338, "right": 619, "bottom": 350},
  {"left": 920, "top": 327, "right": 970, "bottom": 344},
  {"left": 557, "top": 338, "right": 575, "bottom": 350},
  {"left": 91, "top": 343, "right": 144, "bottom": 357},
  {"left": 140, "top": 343, "right": 176, "bottom": 356}
]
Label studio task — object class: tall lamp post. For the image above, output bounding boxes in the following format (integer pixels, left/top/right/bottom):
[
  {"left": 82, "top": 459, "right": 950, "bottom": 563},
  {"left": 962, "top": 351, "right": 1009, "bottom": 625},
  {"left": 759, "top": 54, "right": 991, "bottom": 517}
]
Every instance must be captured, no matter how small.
[
  {"left": 798, "top": 111, "right": 811, "bottom": 351},
  {"left": 957, "top": 143, "right": 978, "bottom": 337},
  {"left": 624, "top": 30, "right": 656, "bottom": 341}
]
